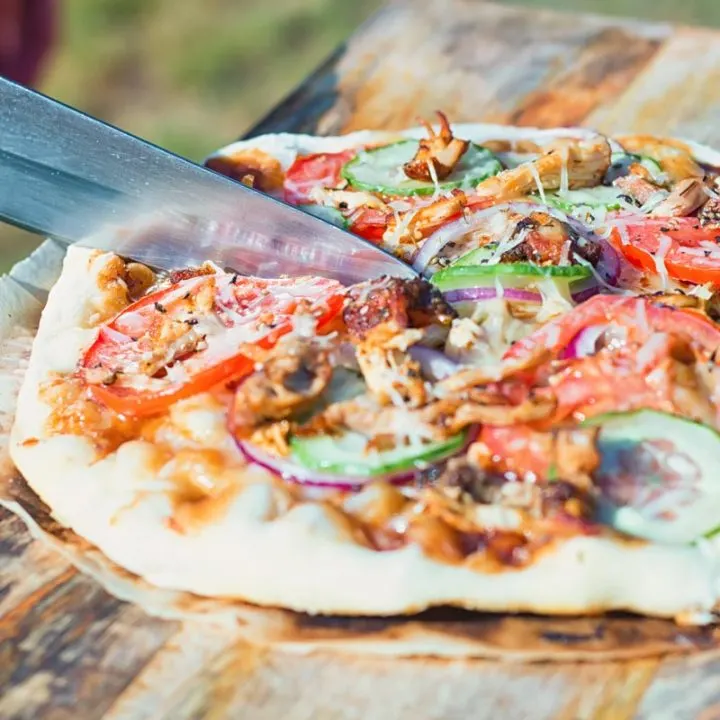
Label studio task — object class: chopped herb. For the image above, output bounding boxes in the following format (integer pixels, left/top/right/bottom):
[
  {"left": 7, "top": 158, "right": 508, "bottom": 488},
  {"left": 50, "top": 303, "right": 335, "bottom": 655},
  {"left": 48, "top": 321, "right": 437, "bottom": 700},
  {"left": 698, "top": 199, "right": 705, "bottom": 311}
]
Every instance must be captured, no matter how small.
[{"left": 154, "top": 302, "right": 167, "bottom": 313}]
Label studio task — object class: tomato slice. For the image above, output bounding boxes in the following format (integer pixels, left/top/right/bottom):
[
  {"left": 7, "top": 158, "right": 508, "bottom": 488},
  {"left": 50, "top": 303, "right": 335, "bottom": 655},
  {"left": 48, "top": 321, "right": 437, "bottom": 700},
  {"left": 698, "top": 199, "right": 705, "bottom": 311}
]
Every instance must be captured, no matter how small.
[
  {"left": 348, "top": 208, "right": 390, "bottom": 243},
  {"left": 610, "top": 217, "right": 720, "bottom": 286},
  {"left": 505, "top": 294, "right": 720, "bottom": 363},
  {"left": 503, "top": 294, "right": 720, "bottom": 425},
  {"left": 81, "top": 273, "right": 345, "bottom": 417},
  {"left": 284, "top": 150, "right": 356, "bottom": 204},
  {"left": 479, "top": 425, "right": 551, "bottom": 479}
]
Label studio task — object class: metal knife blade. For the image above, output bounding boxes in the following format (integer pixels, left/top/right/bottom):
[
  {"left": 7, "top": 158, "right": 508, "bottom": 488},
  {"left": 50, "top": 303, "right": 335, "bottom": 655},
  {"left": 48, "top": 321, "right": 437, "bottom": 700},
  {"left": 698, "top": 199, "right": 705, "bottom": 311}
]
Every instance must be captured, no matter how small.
[{"left": 0, "top": 77, "right": 416, "bottom": 284}]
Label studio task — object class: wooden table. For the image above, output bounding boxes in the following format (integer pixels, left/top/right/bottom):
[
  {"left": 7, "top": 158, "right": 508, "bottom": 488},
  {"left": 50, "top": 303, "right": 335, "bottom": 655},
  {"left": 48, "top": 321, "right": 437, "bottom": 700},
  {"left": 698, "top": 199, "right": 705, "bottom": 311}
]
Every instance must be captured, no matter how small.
[{"left": 4, "top": 2, "right": 720, "bottom": 717}]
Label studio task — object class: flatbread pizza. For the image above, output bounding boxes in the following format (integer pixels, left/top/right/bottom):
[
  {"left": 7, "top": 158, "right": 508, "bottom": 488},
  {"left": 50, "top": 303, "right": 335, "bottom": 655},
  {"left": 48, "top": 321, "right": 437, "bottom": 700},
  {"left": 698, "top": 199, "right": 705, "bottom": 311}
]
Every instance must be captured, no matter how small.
[{"left": 9, "top": 119, "right": 720, "bottom": 633}]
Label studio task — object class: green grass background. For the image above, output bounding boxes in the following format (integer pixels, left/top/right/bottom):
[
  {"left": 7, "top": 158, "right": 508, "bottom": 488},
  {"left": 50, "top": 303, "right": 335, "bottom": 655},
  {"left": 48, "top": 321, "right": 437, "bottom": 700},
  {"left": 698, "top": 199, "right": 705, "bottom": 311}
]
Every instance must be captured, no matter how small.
[{"left": 2, "top": 0, "right": 719, "bottom": 271}]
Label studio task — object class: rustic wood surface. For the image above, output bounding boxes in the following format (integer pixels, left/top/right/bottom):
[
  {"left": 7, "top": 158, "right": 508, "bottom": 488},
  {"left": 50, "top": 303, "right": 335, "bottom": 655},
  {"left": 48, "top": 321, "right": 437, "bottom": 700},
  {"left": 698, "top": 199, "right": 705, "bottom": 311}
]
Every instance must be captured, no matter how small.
[{"left": 5, "top": 1, "right": 720, "bottom": 718}]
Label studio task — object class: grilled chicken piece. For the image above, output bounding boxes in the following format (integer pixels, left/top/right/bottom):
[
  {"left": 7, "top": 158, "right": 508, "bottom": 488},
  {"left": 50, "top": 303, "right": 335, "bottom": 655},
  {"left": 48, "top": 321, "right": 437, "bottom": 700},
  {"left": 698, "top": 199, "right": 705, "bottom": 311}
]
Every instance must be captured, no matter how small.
[
  {"left": 205, "top": 148, "right": 285, "bottom": 192},
  {"left": 247, "top": 420, "right": 294, "bottom": 457},
  {"left": 344, "top": 277, "right": 456, "bottom": 406},
  {"left": 615, "top": 135, "right": 704, "bottom": 184},
  {"left": 385, "top": 192, "right": 469, "bottom": 255},
  {"left": 473, "top": 136, "right": 611, "bottom": 201},
  {"left": 650, "top": 178, "right": 709, "bottom": 217},
  {"left": 482, "top": 139, "right": 542, "bottom": 154},
  {"left": 309, "top": 188, "right": 389, "bottom": 212},
  {"left": 433, "top": 455, "right": 596, "bottom": 534},
  {"left": 354, "top": 326, "right": 428, "bottom": 407},
  {"left": 500, "top": 212, "right": 601, "bottom": 266},
  {"left": 344, "top": 276, "right": 456, "bottom": 342},
  {"left": 297, "top": 391, "right": 555, "bottom": 442},
  {"left": 699, "top": 197, "right": 720, "bottom": 228},
  {"left": 438, "top": 458, "right": 512, "bottom": 505},
  {"left": 612, "top": 174, "right": 664, "bottom": 206},
  {"left": 230, "top": 339, "right": 333, "bottom": 434},
  {"left": 403, "top": 111, "right": 469, "bottom": 181}
]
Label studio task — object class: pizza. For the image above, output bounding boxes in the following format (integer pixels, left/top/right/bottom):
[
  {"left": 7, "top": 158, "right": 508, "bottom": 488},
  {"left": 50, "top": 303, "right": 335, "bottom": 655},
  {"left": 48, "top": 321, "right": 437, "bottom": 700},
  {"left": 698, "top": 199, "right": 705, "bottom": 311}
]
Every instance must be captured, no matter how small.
[{"left": 9, "top": 118, "right": 720, "bottom": 625}]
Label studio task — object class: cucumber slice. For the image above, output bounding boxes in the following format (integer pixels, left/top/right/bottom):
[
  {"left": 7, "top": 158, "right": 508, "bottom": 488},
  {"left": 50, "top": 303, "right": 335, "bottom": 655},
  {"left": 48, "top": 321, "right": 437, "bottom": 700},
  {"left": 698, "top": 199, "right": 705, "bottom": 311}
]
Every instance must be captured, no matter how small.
[
  {"left": 290, "top": 430, "right": 466, "bottom": 478},
  {"left": 544, "top": 186, "right": 634, "bottom": 213},
  {"left": 297, "top": 204, "right": 348, "bottom": 229},
  {"left": 342, "top": 140, "right": 502, "bottom": 197},
  {"left": 584, "top": 410, "right": 720, "bottom": 544},
  {"left": 431, "top": 259, "right": 591, "bottom": 293}
]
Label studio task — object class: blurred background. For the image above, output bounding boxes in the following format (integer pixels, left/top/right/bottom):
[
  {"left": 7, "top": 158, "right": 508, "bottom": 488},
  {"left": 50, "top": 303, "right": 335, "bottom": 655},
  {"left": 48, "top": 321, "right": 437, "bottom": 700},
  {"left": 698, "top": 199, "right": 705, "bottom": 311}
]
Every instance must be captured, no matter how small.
[{"left": 2, "top": 0, "right": 719, "bottom": 272}]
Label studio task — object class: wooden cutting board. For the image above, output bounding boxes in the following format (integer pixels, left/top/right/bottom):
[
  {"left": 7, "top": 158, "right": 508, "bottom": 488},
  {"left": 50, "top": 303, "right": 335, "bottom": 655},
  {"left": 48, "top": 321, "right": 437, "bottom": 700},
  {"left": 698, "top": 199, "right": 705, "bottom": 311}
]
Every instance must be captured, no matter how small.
[{"left": 4, "top": 2, "right": 720, "bottom": 718}]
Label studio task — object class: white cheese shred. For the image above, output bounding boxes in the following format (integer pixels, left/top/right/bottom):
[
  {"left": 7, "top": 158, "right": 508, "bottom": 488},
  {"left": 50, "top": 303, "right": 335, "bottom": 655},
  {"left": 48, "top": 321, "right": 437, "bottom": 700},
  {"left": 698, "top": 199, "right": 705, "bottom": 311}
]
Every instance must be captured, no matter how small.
[{"left": 529, "top": 163, "right": 546, "bottom": 204}]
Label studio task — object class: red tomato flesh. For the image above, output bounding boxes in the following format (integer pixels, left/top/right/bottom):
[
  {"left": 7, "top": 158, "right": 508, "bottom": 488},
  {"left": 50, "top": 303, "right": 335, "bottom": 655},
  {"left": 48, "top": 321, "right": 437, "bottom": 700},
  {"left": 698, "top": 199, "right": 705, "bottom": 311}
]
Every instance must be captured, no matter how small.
[
  {"left": 81, "top": 273, "right": 345, "bottom": 418},
  {"left": 283, "top": 150, "right": 356, "bottom": 204},
  {"left": 611, "top": 216, "right": 720, "bottom": 286}
]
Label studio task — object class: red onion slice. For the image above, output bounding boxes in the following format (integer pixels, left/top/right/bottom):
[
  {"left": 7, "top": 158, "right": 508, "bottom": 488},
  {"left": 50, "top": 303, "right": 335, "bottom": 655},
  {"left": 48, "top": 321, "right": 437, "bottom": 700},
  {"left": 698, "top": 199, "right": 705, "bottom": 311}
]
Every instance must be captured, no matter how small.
[
  {"left": 560, "top": 324, "right": 608, "bottom": 359},
  {"left": 236, "top": 438, "right": 417, "bottom": 490},
  {"left": 441, "top": 279, "right": 600, "bottom": 306},
  {"left": 443, "top": 287, "right": 542, "bottom": 304},
  {"left": 412, "top": 202, "right": 516, "bottom": 274}
]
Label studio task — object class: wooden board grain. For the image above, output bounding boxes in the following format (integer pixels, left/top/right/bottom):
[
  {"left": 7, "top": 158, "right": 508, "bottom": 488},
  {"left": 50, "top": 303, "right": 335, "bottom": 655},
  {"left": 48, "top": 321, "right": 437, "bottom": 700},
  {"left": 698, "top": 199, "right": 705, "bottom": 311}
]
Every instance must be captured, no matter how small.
[{"left": 5, "top": 1, "right": 720, "bottom": 718}]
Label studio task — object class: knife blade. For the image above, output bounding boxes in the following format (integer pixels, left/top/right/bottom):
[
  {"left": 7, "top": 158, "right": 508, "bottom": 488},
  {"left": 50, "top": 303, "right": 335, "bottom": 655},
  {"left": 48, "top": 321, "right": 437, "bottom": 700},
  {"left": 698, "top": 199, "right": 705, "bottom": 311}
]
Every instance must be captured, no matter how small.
[{"left": 0, "top": 77, "right": 416, "bottom": 285}]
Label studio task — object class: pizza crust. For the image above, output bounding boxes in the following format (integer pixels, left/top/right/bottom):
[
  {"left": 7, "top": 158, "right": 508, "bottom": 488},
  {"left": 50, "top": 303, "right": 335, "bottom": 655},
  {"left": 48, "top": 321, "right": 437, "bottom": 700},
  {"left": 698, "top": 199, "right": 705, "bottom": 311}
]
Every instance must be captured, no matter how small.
[{"left": 8, "top": 243, "right": 720, "bottom": 620}]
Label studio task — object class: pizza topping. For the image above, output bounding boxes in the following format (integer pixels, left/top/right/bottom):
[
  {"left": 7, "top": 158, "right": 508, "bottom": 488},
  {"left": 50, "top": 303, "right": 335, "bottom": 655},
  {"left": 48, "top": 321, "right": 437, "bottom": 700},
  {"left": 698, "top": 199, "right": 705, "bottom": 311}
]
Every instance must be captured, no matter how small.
[
  {"left": 472, "top": 136, "right": 611, "bottom": 202},
  {"left": 205, "top": 148, "right": 285, "bottom": 193},
  {"left": 230, "top": 337, "right": 333, "bottom": 435},
  {"left": 604, "top": 152, "right": 667, "bottom": 187},
  {"left": 611, "top": 174, "right": 665, "bottom": 207},
  {"left": 402, "top": 111, "right": 470, "bottom": 181},
  {"left": 284, "top": 150, "right": 355, "bottom": 204},
  {"left": 699, "top": 197, "right": 720, "bottom": 228},
  {"left": 123, "top": 262, "right": 156, "bottom": 301},
  {"left": 649, "top": 178, "right": 709, "bottom": 218},
  {"left": 343, "top": 276, "right": 456, "bottom": 343},
  {"left": 585, "top": 410, "right": 720, "bottom": 544},
  {"left": 615, "top": 135, "right": 705, "bottom": 184},
  {"left": 80, "top": 272, "right": 345, "bottom": 417},
  {"left": 609, "top": 217, "right": 720, "bottom": 286},
  {"left": 341, "top": 132, "right": 502, "bottom": 197}
]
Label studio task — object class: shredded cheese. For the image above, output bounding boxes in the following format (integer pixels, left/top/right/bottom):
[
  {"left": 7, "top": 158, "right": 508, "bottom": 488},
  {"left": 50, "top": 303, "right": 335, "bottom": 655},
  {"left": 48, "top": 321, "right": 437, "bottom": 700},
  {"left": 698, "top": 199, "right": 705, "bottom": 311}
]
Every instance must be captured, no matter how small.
[
  {"left": 535, "top": 278, "right": 574, "bottom": 323},
  {"left": 426, "top": 160, "right": 442, "bottom": 197},
  {"left": 559, "top": 239, "right": 571, "bottom": 266},
  {"left": 558, "top": 146, "right": 569, "bottom": 197},
  {"left": 486, "top": 225, "right": 528, "bottom": 266},
  {"left": 639, "top": 191, "right": 670, "bottom": 214},
  {"left": 652, "top": 234, "right": 673, "bottom": 290},
  {"left": 528, "top": 163, "right": 546, "bottom": 203},
  {"left": 688, "top": 282, "right": 715, "bottom": 300}
]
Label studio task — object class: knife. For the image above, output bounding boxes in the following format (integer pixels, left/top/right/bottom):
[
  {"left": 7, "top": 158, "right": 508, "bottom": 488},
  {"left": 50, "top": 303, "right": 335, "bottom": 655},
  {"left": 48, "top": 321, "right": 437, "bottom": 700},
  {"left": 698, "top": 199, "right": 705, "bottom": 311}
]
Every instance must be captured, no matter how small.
[{"left": 0, "top": 77, "right": 416, "bottom": 285}]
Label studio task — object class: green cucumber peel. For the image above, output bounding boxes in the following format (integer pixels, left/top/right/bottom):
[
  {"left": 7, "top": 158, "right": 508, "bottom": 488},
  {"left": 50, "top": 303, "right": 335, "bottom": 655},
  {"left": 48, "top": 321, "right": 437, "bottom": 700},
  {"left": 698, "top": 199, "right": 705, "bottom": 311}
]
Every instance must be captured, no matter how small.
[
  {"left": 583, "top": 410, "right": 720, "bottom": 544},
  {"left": 290, "top": 429, "right": 467, "bottom": 478},
  {"left": 431, "top": 259, "right": 591, "bottom": 293}
]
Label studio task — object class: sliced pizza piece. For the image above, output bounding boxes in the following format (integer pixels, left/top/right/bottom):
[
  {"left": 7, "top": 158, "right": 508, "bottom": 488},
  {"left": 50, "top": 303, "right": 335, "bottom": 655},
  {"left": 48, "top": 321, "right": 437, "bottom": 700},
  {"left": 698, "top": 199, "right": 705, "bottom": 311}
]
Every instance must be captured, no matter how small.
[{"left": 11, "top": 247, "right": 720, "bottom": 622}]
